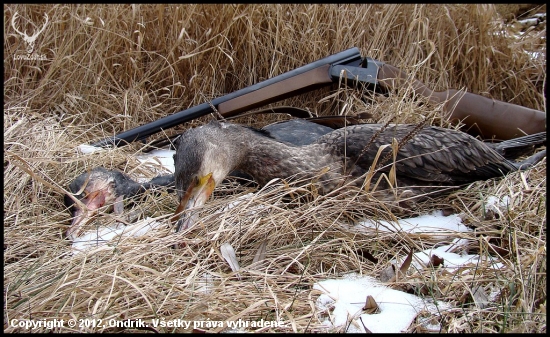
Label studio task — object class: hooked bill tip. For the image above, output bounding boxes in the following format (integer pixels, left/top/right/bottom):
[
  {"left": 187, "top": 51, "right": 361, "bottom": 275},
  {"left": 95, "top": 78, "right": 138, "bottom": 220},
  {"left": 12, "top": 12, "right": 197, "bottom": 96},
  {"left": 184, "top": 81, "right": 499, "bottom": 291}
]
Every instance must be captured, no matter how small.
[{"left": 172, "top": 173, "right": 215, "bottom": 232}]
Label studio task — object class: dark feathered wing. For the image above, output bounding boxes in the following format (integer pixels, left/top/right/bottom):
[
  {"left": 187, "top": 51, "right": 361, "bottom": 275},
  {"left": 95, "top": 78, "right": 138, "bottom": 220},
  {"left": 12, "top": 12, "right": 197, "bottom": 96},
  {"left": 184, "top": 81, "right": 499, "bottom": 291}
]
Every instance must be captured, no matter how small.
[{"left": 316, "top": 124, "right": 518, "bottom": 185}]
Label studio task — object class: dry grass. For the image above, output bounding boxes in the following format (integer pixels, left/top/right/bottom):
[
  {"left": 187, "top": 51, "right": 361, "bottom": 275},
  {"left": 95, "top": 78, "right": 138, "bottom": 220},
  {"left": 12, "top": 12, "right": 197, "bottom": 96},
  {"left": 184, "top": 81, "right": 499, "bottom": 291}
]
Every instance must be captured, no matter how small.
[{"left": 3, "top": 4, "right": 546, "bottom": 333}]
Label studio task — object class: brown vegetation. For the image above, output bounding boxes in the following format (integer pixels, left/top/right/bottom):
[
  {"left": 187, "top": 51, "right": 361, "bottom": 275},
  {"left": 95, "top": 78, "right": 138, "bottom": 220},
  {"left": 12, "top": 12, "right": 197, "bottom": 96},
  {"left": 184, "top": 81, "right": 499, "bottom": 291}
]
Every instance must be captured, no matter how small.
[{"left": 4, "top": 4, "right": 546, "bottom": 333}]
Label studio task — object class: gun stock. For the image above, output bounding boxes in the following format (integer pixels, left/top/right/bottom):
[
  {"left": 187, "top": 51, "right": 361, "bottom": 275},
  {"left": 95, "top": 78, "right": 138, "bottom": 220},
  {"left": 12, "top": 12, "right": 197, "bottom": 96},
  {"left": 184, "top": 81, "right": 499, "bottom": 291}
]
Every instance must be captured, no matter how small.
[
  {"left": 377, "top": 62, "right": 546, "bottom": 140},
  {"left": 91, "top": 48, "right": 363, "bottom": 148}
]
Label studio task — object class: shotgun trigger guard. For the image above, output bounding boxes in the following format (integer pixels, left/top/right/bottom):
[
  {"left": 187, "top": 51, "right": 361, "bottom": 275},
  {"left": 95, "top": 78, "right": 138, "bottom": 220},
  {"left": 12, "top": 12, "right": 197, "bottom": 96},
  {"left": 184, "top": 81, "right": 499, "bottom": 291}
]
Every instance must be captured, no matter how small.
[{"left": 330, "top": 57, "right": 386, "bottom": 94}]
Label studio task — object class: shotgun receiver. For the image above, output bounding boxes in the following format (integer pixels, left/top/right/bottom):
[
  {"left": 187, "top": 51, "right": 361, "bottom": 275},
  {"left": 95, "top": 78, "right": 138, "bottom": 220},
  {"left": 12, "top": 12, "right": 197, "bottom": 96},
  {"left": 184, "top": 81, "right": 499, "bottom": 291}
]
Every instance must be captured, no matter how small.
[{"left": 91, "top": 47, "right": 545, "bottom": 147}]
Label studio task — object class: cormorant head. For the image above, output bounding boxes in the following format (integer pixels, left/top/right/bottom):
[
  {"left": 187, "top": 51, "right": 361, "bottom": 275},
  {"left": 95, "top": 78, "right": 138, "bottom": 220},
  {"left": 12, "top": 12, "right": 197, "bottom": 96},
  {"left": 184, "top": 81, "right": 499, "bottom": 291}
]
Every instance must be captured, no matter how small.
[
  {"left": 172, "top": 121, "right": 244, "bottom": 231},
  {"left": 64, "top": 167, "right": 133, "bottom": 240}
]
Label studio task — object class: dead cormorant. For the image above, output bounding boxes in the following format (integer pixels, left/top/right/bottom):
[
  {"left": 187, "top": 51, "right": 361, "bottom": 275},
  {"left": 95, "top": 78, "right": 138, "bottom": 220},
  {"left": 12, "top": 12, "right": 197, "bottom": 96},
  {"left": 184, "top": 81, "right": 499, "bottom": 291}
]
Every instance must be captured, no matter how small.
[
  {"left": 172, "top": 121, "right": 546, "bottom": 231},
  {"left": 64, "top": 168, "right": 174, "bottom": 240}
]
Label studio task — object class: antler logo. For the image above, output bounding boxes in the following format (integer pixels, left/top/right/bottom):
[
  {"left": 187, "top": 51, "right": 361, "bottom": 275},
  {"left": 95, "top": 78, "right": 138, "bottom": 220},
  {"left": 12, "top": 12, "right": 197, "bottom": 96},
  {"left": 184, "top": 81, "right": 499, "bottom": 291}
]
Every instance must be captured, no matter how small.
[{"left": 11, "top": 12, "right": 49, "bottom": 59}]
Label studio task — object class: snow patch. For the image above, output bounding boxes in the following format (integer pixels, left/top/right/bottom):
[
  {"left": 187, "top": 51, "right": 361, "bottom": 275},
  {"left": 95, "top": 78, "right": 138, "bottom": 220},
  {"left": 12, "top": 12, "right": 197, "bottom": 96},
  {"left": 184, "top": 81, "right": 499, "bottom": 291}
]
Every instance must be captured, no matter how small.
[
  {"left": 78, "top": 144, "right": 104, "bottom": 154},
  {"left": 135, "top": 149, "right": 176, "bottom": 174},
  {"left": 354, "top": 210, "right": 468, "bottom": 240},
  {"left": 314, "top": 273, "right": 450, "bottom": 333},
  {"left": 70, "top": 217, "right": 166, "bottom": 255}
]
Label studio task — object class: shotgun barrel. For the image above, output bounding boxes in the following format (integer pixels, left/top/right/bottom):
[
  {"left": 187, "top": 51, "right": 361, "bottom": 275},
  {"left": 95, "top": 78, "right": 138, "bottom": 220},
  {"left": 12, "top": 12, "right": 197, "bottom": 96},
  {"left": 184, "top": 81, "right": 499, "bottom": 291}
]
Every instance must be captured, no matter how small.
[{"left": 91, "top": 47, "right": 363, "bottom": 148}]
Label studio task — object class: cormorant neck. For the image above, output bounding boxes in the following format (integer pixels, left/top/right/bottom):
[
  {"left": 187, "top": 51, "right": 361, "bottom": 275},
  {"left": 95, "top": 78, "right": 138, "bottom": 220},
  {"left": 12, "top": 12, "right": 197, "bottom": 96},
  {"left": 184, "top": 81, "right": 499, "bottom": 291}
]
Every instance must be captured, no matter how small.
[
  {"left": 236, "top": 132, "right": 342, "bottom": 189},
  {"left": 145, "top": 174, "right": 175, "bottom": 189},
  {"left": 128, "top": 174, "right": 175, "bottom": 196}
]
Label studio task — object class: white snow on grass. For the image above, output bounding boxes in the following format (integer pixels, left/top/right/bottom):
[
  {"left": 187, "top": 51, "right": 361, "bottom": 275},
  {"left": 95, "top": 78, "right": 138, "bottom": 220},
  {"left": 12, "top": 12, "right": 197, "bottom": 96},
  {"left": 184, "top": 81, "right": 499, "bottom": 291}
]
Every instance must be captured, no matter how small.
[
  {"left": 78, "top": 142, "right": 175, "bottom": 174},
  {"left": 314, "top": 273, "right": 450, "bottom": 333},
  {"left": 316, "top": 197, "right": 512, "bottom": 332},
  {"left": 70, "top": 217, "right": 166, "bottom": 255},
  {"left": 484, "top": 195, "right": 512, "bottom": 216},
  {"left": 405, "top": 244, "right": 504, "bottom": 272},
  {"left": 354, "top": 210, "right": 468, "bottom": 240},
  {"left": 135, "top": 149, "right": 176, "bottom": 175},
  {"left": 77, "top": 144, "right": 104, "bottom": 154},
  {"left": 314, "top": 240, "right": 504, "bottom": 333}
]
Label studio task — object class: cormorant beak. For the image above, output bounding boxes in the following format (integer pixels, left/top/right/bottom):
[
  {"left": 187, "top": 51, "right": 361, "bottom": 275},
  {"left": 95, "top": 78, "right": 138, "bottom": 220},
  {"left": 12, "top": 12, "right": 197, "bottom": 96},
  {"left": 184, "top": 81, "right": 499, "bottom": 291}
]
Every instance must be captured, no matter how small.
[
  {"left": 172, "top": 172, "right": 215, "bottom": 232},
  {"left": 66, "top": 189, "right": 107, "bottom": 241}
]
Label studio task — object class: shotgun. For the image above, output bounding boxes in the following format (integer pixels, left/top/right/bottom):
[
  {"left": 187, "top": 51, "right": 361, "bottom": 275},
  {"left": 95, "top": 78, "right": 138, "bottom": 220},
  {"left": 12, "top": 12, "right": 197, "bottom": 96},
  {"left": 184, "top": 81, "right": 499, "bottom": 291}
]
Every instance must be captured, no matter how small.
[
  {"left": 91, "top": 48, "right": 367, "bottom": 147},
  {"left": 90, "top": 47, "right": 545, "bottom": 148}
]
